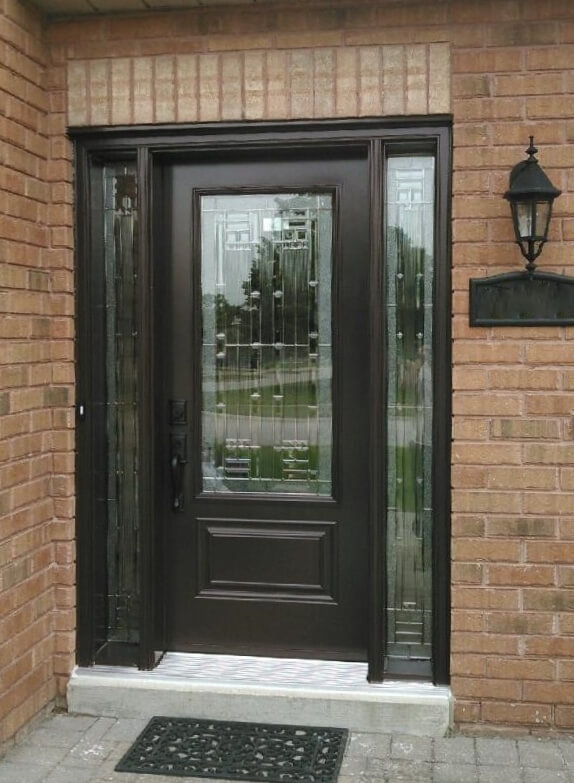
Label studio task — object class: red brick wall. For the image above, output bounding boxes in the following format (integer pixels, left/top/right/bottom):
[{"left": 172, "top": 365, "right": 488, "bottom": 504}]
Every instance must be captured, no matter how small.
[
  {"left": 0, "top": 0, "right": 75, "bottom": 744},
  {"left": 1, "top": 0, "right": 573, "bottom": 740}
]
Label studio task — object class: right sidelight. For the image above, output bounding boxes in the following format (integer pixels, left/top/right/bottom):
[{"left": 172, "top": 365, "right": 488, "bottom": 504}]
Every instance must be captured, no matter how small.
[{"left": 385, "top": 154, "right": 436, "bottom": 678}]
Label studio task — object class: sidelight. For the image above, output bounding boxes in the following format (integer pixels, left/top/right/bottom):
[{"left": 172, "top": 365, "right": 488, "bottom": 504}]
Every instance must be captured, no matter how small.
[
  {"left": 88, "top": 161, "right": 141, "bottom": 661},
  {"left": 103, "top": 164, "right": 140, "bottom": 649},
  {"left": 385, "top": 155, "right": 435, "bottom": 674}
]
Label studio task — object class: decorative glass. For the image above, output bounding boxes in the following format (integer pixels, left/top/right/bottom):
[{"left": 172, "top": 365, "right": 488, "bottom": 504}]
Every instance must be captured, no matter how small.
[
  {"left": 200, "top": 193, "right": 333, "bottom": 496},
  {"left": 101, "top": 163, "right": 140, "bottom": 644},
  {"left": 385, "top": 156, "right": 435, "bottom": 668}
]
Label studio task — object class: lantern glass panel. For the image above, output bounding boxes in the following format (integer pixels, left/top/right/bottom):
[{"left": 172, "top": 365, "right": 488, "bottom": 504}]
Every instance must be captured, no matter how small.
[
  {"left": 535, "top": 201, "right": 551, "bottom": 239},
  {"left": 516, "top": 200, "right": 533, "bottom": 239}
]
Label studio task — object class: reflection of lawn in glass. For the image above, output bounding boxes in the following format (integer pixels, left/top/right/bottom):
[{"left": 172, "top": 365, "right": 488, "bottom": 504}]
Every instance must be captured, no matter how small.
[
  {"left": 206, "top": 381, "right": 324, "bottom": 418},
  {"left": 216, "top": 443, "right": 321, "bottom": 487},
  {"left": 390, "top": 444, "right": 423, "bottom": 514}
]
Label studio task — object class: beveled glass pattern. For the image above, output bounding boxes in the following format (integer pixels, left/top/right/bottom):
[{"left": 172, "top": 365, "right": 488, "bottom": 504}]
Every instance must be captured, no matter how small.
[
  {"left": 101, "top": 163, "right": 140, "bottom": 643},
  {"left": 201, "top": 193, "right": 333, "bottom": 495},
  {"left": 385, "top": 156, "right": 435, "bottom": 666}
]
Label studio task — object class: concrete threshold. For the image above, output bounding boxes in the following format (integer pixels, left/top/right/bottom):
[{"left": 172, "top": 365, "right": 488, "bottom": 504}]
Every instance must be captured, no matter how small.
[{"left": 67, "top": 652, "right": 452, "bottom": 737}]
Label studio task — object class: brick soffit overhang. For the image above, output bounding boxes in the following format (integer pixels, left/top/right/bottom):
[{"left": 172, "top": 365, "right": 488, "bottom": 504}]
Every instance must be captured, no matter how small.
[{"left": 66, "top": 43, "right": 451, "bottom": 126}]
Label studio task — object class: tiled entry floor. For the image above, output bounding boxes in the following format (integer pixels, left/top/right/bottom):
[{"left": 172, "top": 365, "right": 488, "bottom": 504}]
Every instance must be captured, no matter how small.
[{"left": 2, "top": 712, "right": 574, "bottom": 783}]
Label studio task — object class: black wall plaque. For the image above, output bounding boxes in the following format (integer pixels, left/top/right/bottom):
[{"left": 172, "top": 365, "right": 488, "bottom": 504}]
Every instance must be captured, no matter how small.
[{"left": 470, "top": 270, "right": 574, "bottom": 326}]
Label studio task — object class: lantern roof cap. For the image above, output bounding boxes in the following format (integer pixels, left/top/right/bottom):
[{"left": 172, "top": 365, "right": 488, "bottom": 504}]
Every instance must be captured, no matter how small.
[{"left": 504, "top": 137, "right": 561, "bottom": 201}]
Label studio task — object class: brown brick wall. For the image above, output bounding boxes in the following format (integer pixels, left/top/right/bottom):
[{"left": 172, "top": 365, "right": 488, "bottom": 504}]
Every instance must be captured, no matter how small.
[
  {"left": 0, "top": 0, "right": 53, "bottom": 744},
  {"left": 0, "top": 0, "right": 75, "bottom": 745},
  {"left": 1, "top": 0, "right": 572, "bottom": 740},
  {"left": 45, "top": 21, "right": 76, "bottom": 707},
  {"left": 450, "top": 0, "right": 574, "bottom": 733}
]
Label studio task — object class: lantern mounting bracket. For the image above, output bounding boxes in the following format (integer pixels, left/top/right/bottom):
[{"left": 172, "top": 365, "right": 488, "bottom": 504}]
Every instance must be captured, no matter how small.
[{"left": 470, "top": 269, "right": 574, "bottom": 326}]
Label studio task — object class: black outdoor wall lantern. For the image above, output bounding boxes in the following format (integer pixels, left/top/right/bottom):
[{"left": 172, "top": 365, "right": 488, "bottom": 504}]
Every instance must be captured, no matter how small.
[
  {"left": 504, "top": 136, "right": 561, "bottom": 274},
  {"left": 470, "top": 137, "right": 574, "bottom": 326}
]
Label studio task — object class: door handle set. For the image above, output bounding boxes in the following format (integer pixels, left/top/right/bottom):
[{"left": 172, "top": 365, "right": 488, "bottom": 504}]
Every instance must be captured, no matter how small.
[{"left": 169, "top": 417, "right": 187, "bottom": 512}]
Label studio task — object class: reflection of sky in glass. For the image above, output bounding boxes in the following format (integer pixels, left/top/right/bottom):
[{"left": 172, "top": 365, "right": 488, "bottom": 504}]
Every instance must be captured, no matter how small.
[
  {"left": 202, "top": 194, "right": 332, "bottom": 305},
  {"left": 386, "top": 163, "right": 435, "bottom": 256}
]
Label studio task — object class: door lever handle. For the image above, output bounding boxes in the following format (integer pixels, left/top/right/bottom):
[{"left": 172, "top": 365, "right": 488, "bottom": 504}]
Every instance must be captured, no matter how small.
[
  {"left": 170, "top": 434, "right": 187, "bottom": 511},
  {"left": 170, "top": 454, "right": 185, "bottom": 511}
]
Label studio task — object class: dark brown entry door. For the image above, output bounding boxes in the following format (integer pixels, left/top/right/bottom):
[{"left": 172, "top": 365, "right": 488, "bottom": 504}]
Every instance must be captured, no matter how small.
[{"left": 156, "top": 147, "right": 371, "bottom": 660}]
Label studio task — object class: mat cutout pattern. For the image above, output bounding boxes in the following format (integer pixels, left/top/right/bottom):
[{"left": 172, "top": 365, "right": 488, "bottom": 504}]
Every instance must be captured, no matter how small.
[{"left": 115, "top": 716, "right": 348, "bottom": 781}]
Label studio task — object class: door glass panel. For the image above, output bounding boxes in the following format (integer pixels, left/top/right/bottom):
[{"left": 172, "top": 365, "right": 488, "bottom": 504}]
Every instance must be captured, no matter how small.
[
  {"left": 200, "top": 193, "right": 333, "bottom": 496},
  {"left": 385, "top": 156, "right": 434, "bottom": 670},
  {"left": 97, "top": 162, "right": 140, "bottom": 651}
]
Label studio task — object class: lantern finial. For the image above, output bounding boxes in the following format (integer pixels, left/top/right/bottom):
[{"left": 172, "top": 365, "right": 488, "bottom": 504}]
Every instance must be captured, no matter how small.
[{"left": 526, "top": 136, "right": 538, "bottom": 161}]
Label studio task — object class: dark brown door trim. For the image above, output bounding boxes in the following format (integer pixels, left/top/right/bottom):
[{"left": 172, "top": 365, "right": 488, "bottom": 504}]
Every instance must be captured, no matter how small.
[{"left": 72, "top": 118, "right": 451, "bottom": 683}]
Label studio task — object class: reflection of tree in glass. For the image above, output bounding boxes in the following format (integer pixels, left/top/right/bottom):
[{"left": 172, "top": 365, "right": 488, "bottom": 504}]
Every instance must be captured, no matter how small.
[
  {"left": 388, "top": 224, "right": 429, "bottom": 532},
  {"left": 392, "top": 225, "right": 426, "bottom": 401}
]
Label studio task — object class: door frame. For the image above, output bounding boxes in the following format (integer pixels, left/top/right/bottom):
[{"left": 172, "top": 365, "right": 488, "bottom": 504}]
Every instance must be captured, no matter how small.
[{"left": 73, "top": 117, "right": 452, "bottom": 683}]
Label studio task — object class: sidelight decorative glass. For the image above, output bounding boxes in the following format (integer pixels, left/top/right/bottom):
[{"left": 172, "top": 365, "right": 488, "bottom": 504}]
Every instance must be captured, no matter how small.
[
  {"left": 99, "top": 163, "right": 140, "bottom": 645},
  {"left": 200, "top": 193, "right": 333, "bottom": 495},
  {"left": 385, "top": 156, "right": 435, "bottom": 670}
]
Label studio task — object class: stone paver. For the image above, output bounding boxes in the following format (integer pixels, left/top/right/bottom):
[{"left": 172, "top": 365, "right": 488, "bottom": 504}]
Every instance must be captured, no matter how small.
[
  {"left": 390, "top": 735, "right": 433, "bottom": 761},
  {"left": 478, "top": 765, "right": 522, "bottom": 783},
  {"left": 476, "top": 737, "right": 519, "bottom": 766},
  {"left": 1, "top": 712, "right": 574, "bottom": 783},
  {"left": 523, "top": 768, "right": 569, "bottom": 783},
  {"left": 45, "top": 769, "right": 102, "bottom": 783},
  {"left": 558, "top": 739, "right": 574, "bottom": 765},
  {"left": 0, "top": 763, "right": 49, "bottom": 783},
  {"left": 433, "top": 735, "right": 475, "bottom": 764},
  {"left": 367, "top": 756, "right": 432, "bottom": 779},
  {"left": 346, "top": 732, "right": 391, "bottom": 758},
  {"left": 518, "top": 738, "right": 567, "bottom": 769},
  {"left": 2, "top": 742, "right": 70, "bottom": 766},
  {"left": 433, "top": 762, "right": 477, "bottom": 783}
]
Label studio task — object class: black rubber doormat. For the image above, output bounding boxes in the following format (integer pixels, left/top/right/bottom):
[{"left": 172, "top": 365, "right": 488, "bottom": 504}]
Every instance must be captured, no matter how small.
[{"left": 115, "top": 716, "right": 348, "bottom": 782}]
